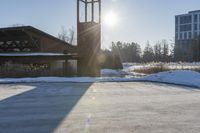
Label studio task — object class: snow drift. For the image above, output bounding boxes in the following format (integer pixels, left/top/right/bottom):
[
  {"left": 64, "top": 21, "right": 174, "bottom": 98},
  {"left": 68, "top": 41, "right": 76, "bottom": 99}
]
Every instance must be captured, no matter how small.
[
  {"left": 140, "top": 70, "right": 200, "bottom": 88},
  {"left": 0, "top": 70, "right": 200, "bottom": 88}
]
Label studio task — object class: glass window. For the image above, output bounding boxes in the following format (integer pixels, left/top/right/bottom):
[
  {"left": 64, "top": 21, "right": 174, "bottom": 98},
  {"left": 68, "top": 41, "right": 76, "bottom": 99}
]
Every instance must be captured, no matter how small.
[
  {"left": 175, "top": 26, "right": 178, "bottom": 32},
  {"left": 199, "top": 14, "right": 200, "bottom": 21},
  {"left": 194, "top": 24, "right": 198, "bottom": 30},
  {"left": 175, "top": 33, "right": 178, "bottom": 40},
  {"left": 180, "top": 15, "right": 192, "bottom": 24},
  {"left": 188, "top": 32, "right": 192, "bottom": 39},
  {"left": 175, "top": 17, "right": 178, "bottom": 24},
  {"left": 188, "top": 16, "right": 192, "bottom": 23},
  {"left": 194, "top": 15, "right": 198, "bottom": 22},
  {"left": 180, "top": 24, "right": 192, "bottom": 32},
  {"left": 180, "top": 33, "right": 183, "bottom": 40},
  {"left": 184, "top": 32, "right": 187, "bottom": 39},
  {"left": 194, "top": 32, "right": 198, "bottom": 38}
]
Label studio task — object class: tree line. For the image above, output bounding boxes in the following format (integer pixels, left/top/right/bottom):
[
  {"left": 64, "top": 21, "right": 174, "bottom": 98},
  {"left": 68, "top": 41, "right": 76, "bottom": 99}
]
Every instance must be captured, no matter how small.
[{"left": 108, "top": 40, "right": 174, "bottom": 63}]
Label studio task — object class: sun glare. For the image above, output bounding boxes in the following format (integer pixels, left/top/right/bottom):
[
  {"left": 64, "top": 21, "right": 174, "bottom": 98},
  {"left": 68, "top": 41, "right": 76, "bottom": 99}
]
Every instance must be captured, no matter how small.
[{"left": 103, "top": 11, "right": 118, "bottom": 27}]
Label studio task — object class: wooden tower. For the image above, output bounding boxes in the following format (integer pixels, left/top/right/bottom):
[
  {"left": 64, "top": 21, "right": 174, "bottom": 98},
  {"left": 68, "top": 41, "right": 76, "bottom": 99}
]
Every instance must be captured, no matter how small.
[{"left": 77, "top": 0, "right": 101, "bottom": 77}]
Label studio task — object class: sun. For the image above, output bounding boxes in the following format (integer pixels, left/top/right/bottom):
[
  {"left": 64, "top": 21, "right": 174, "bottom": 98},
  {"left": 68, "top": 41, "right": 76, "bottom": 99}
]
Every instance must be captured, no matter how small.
[{"left": 103, "top": 11, "right": 118, "bottom": 27}]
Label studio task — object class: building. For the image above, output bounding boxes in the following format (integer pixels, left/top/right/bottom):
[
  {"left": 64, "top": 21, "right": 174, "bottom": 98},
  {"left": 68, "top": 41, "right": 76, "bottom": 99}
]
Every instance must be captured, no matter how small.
[
  {"left": 175, "top": 10, "right": 200, "bottom": 61},
  {"left": 0, "top": 26, "right": 78, "bottom": 77}
]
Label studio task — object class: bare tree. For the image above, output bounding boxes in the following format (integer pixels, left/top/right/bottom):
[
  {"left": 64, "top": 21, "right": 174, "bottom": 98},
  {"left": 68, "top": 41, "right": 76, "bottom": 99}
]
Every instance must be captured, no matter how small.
[{"left": 58, "top": 26, "right": 76, "bottom": 45}]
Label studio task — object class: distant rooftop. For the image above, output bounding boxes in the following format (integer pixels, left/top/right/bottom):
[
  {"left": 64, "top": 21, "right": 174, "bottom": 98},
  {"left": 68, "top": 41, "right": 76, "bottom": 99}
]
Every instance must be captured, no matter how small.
[{"left": 189, "top": 10, "right": 200, "bottom": 14}]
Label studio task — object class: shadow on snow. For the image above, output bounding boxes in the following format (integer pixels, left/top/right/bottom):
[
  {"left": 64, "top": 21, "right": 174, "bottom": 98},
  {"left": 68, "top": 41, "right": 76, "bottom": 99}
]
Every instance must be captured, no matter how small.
[{"left": 0, "top": 82, "right": 92, "bottom": 133}]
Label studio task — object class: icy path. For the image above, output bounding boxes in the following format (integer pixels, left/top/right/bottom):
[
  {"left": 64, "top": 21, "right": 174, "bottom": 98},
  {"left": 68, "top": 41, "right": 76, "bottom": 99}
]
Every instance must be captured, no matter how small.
[{"left": 0, "top": 82, "right": 200, "bottom": 133}]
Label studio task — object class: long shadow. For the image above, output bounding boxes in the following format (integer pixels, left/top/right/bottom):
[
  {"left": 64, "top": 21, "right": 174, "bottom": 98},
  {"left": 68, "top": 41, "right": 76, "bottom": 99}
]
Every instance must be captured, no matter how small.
[{"left": 0, "top": 82, "right": 92, "bottom": 133}]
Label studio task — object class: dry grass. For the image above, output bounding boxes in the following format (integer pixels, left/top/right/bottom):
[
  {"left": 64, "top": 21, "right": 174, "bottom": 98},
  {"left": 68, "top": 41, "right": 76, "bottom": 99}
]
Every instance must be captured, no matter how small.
[
  {"left": 133, "top": 64, "right": 170, "bottom": 74},
  {"left": 133, "top": 63, "right": 200, "bottom": 74}
]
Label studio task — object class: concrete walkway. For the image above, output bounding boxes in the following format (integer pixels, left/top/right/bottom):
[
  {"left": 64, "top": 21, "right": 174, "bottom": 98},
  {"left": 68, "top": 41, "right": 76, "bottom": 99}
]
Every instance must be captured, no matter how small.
[{"left": 0, "top": 82, "right": 200, "bottom": 133}]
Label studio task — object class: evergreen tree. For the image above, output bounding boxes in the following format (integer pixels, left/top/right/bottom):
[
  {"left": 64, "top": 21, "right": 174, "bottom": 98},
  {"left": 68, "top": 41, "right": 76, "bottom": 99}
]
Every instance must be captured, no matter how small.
[{"left": 143, "top": 41, "right": 154, "bottom": 62}]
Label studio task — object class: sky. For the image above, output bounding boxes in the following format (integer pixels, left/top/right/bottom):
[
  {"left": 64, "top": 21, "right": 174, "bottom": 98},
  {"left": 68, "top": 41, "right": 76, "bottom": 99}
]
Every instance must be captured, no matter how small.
[{"left": 0, "top": 0, "right": 200, "bottom": 49}]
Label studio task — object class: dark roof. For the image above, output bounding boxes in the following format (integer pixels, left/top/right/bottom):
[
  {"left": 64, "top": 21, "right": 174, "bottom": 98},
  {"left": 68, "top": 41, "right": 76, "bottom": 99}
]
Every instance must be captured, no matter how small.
[
  {"left": 0, "top": 26, "right": 76, "bottom": 48},
  {"left": 188, "top": 10, "right": 200, "bottom": 14}
]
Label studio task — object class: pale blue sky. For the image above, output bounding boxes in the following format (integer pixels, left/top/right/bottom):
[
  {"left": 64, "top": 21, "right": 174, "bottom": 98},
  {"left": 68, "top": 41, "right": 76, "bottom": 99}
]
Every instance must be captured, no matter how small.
[{"left": 0, "top": 0, "right": 200, "bottom": 49}]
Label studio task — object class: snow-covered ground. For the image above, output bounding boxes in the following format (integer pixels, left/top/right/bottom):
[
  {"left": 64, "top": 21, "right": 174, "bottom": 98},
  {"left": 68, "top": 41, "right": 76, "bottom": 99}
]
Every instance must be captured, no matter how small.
[
  {"left": 101, "top": 69, "right": 128, "bottom": 77},
  {"left": 0, "top": 62, "right": 200, "bottom": 87},
  {"left": 0, "top": 70, "right": 200, "bottom": 88},
  {"left": 0, "top": 53, "right": 66, "bottom": 56},
  {"left": 1, "top": 82, "right": 200, "bottom": 133},
  {"left": 0, "top": 76, "right": 135, "bottom": 84},
  {"left": 140, "top": 70, "right": 200, "bottom": 88}
]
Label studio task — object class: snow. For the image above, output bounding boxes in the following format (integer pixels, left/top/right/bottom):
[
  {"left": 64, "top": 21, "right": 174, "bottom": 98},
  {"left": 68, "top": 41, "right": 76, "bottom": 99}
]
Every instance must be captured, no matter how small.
[
  {"left": 1, "top": 70, "right": 200, "bottom": 88},
  {"left": 0, "top": 76, "right": 135, "bottom": 84},
  {"left": 0, "top": 53, "right": 65, "bottom": 56},
  {"left": 101, "top": 69, "right": 128, "bottom": 77},
  {"left": 140, "top": 70, "right": 200, "bottom": 88},
  {"left": 1, "top": 82, "right": 200, "bottom": 132}
]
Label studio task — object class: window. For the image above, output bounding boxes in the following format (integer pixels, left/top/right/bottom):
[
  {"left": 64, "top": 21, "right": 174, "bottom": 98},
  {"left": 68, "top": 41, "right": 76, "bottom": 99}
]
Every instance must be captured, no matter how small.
[
  {"left": 194, "top": 24, "right": 198, "bottom": 31},
  {"left": 194, "top": 32, "right": 198, "bottom": 38},
  {"left": 194, "top": 15, "right": 198, "bottom": 22},
  {"left": 175, "top": 33, "right": 178, "bottom": 40},
  {"left": 180, "top": 15, "right": 192, "bottom": 24},
  {"left": 188, "top": 32, "right": 192, "bottom": 39},
  {"left": 184, "top": 32, "right": 187, "bottom": 39},
  {"left": 180, "top": 33, "right": 183, "bottom": 40},
  {"left": 199, "top": 24, "right": 200, "bottom": 30},
  {"left": 199, "top": 14, "right": 200, "bottom": 21},
  {"left": 175, "top": 17, "right": 178, "bottom": 24},
  {"left": 180, "top": 24, "right": 192, "bottom": 32}
]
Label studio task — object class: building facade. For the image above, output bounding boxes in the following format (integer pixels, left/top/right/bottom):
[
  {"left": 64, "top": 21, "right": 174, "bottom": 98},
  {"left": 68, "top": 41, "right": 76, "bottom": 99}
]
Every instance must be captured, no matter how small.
[
  {"left": 175, "top": 10, "right": 200, "bottom": 61},
  {"left": 0, "top": 26, "right": 78, "bottom": 77}
]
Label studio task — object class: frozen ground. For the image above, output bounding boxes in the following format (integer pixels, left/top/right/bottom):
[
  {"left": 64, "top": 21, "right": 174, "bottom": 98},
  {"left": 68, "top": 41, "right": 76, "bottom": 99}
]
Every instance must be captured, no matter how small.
[
  {"left": 0, "top": 82, "right": 200, "bottom": 133},
  {"left": 1, "top": 70, "right": 200, "bottom": 88},
  {"left": 141, "top": 70, "right": 200, "bottom": 88}
]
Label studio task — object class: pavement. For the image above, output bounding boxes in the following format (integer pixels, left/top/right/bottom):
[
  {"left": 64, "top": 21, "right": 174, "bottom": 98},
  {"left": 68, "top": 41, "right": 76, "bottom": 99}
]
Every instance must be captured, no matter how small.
[{"left": 0, "top": 82, "right": 200, "bottom": 133}]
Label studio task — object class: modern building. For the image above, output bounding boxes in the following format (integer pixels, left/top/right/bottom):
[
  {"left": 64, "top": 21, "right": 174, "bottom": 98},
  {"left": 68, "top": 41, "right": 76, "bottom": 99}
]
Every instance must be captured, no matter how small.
[{"left": 175, "top": 10, "right": 200, "bottom": 61}]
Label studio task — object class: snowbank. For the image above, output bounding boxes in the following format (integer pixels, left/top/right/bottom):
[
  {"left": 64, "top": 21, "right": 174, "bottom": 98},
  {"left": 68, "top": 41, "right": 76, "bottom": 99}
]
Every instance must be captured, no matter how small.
[
  {"left": 0, "top": 53, "right": 65, "bottom": 56},
  {"left": 0, "top": 70, "right": 200, "bottom": 88},
  {"left": 0, "top": 76, "right": 135, "bottom": 84},
  {"left": 140, "top": 70, "right": 200, "bottom": 88},
  {"left": 101, "top": 69, "right": 128, "bottom": 76}
]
